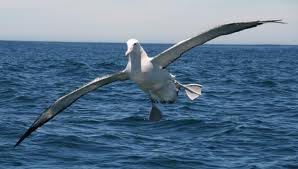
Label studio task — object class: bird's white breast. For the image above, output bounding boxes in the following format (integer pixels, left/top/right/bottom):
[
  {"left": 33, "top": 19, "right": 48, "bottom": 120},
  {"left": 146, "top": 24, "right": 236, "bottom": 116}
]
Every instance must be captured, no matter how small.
[{"left": 126, "top": 56, "right": 177, "bottom": 102}]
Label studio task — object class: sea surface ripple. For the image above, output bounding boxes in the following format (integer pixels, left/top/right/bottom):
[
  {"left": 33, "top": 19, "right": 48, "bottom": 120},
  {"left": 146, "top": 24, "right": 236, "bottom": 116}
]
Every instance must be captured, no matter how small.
[{"left": 0, "top": 41, "right": 297, "bottom": 169}]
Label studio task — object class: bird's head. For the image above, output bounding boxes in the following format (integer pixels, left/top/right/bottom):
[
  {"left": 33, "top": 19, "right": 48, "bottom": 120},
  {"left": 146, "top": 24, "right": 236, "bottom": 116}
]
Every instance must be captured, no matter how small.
[{"left": 125, "top": 39, "right": 141, "bottom": 57}]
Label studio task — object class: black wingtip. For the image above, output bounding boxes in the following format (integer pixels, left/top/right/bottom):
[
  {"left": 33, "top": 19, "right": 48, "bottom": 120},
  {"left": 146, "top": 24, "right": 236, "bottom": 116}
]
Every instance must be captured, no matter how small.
[
  {"left": 14, "top": 141, "right": 21, "bottom": 148},
  {"left": 260, "top": 19, "right": 287, "bottom": 24},
  {"left": 14, "top": 136, "right": 25, "bottom": 148},
  {"left": 14, "top": 108, "right": 53, "bottom": 148},
  {"left": 14, "top": 127, "right": 35, "bottom": 148}
]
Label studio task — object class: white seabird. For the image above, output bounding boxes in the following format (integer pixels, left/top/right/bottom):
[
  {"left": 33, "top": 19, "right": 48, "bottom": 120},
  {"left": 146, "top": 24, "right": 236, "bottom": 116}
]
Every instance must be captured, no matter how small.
[{"left": 15, "top": 20, "right": 283, "bottom": 147}]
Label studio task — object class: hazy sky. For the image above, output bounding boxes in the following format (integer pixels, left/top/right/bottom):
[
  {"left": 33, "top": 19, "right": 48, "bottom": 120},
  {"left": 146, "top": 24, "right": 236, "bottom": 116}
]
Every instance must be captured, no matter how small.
[{"left": 0, "top": 0, "right": 297, "bottom": 44}]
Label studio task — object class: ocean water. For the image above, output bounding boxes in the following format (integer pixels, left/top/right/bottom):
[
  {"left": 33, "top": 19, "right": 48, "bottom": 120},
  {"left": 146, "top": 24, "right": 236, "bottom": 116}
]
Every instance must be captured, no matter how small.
[{"left": 0, "top": 41, "right": 297, "bottom": 169}]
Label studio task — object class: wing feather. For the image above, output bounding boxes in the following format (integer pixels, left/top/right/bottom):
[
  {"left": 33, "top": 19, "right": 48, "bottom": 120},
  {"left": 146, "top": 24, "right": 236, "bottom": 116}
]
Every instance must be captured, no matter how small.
[
  {"left": 14, "top": 71, "right": 128, "bottom": 147},
  {"left": 151, "top": 20, "right": 284, "bottom": 68}
]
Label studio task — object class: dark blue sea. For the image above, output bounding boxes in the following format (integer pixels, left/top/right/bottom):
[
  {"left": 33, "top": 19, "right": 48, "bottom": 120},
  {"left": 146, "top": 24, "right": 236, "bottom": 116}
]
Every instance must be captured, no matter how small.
[{"left": 0, "top": 41, "right": 297, "bottom": 169}]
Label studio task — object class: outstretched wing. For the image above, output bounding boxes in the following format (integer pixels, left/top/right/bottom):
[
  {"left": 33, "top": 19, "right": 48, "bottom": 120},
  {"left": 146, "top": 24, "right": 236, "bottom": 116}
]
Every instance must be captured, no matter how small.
[
  {"left": 14, "top": 71, "right": 128, "bottom": 147},
  {"left": 151, "top": 20, "right": 284, "bottom": 68}
]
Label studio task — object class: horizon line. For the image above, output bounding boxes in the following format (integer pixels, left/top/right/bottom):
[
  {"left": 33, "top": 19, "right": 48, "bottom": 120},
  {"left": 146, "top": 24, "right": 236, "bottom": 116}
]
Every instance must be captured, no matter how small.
[{"left": 0, "top": 39, "right": 297, "bottom": 46}]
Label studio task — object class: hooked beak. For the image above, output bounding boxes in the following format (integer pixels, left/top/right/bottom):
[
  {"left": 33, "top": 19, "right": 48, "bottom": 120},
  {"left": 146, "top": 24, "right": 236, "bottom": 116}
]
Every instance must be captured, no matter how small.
[
  {"left": 125, "top": 48, "right": 132, "bottom": 57},
  {"left": 125, "top": 50, "right": 130, "bottom": 57}
]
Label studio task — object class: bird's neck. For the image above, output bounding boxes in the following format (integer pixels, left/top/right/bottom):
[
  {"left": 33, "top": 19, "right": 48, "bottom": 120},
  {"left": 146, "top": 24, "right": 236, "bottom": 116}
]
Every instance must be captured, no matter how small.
[{"left": 127, "top": 47, "right": 150, "bottom": 72}]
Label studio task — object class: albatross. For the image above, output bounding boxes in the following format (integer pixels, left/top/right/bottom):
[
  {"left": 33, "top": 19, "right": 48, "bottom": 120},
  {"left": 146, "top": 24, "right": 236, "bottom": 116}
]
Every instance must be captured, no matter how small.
[{"left": 15, "top": 20, "right": 283, "bottom": 147}]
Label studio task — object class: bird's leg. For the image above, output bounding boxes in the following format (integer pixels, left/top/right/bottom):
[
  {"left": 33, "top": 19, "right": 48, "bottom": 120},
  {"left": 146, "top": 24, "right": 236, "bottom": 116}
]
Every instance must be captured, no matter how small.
[{"left": 149, "top": 100, "right": 163, "bottom": 121}]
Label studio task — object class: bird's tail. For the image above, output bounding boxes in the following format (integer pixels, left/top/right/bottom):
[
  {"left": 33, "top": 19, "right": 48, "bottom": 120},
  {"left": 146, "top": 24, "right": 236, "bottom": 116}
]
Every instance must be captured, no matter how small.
[{"left": 176, "top": 81, "right": 202, "bottom": 101}]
